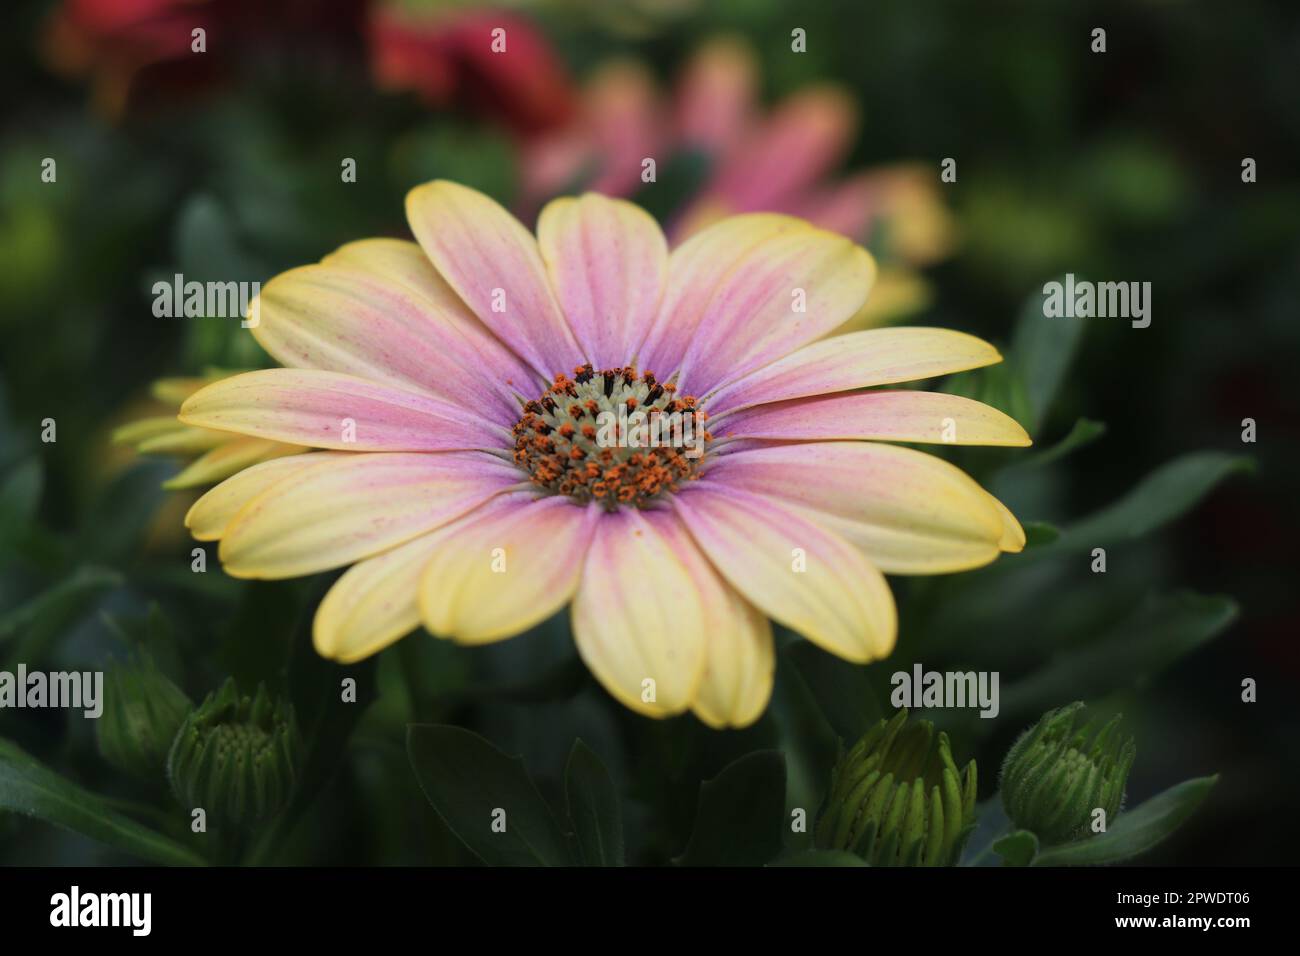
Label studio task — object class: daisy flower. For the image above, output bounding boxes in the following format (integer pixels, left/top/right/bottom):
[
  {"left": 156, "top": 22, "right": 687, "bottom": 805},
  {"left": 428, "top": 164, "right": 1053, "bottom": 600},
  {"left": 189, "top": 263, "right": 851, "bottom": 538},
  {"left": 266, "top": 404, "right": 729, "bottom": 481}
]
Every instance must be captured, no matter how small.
[{"left": 178, "top": 182, "right": 1028, "bottom": 727}]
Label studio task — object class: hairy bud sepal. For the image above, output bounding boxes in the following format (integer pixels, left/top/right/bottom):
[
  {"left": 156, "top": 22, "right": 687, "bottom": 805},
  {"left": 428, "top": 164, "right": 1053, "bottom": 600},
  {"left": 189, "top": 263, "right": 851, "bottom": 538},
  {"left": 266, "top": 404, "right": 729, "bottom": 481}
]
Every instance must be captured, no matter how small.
[
  {"left": 167, "top": 679, "right": 301, "bottom": 832},
  {"left": 1000, "top": 701, "right": 1136, "bottom": 846},
  {"left": 96, "top": 653, "right": 192, "bottom": 781}
]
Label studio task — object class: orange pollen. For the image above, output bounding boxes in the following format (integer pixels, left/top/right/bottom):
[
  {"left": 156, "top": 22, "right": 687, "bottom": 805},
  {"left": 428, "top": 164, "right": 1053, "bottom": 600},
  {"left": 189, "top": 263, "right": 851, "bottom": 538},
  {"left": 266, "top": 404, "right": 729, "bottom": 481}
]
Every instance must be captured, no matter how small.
[{"left": 511, "top": 363, "right": 709, "bottom": 508}]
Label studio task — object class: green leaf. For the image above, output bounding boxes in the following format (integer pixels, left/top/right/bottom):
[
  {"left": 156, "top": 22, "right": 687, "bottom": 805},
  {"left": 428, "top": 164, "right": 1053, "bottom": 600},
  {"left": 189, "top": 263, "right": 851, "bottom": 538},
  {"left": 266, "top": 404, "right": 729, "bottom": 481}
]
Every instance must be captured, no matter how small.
[
  {"left": 676, "top": 751, "right": 786, "bottom": 867},
  {"left": 0, "top": 738, "right": 205, "bottom": 866},
  {"left": 1000, "top": 591, "right": 1237, "bottom": 717},
  {"left": 769, "top": 849, "right": 868, "bottom": 867},
  {"left": 961, "top": 797, "right": 1012, "bottom": 866},
  {"left": 406, "top": 724, "right": 572, "bottom": 866},
  {"left": 174, "top": 193, "right": 264, "bottom": 284},
  {"left": 565, "top": 740, "right": 624, "bottom": 866},
  {"left": 77, "top": 463, "right": 172, "bottom": 563},
  {"left": 1035, "top": 452, "right": 1253, "bottom": 556},
  {"left": 1004, "top": 418, "right": 1106, "bottom": 471},
  {"left": 391, "top": 124, "right": 518, "bottom": 208},
  {"left": 992, "top": 829, "right": 1040, "bottom": 866},
  {"left": 941, "top": 355, "right": 1032, "bottom": 430},
  {"left": 1033, "top": 776, "right": 1217, "bottom": 866},
  {"left": 1008, "top": 286, "right": 1086, "bottom": 433},
  {"left": 1022, "top": 521, "right": 1062, "bottom": 548},
  {"left": 0, "top": 458, "right": 42, "bottom": 531},
  {"left": 0, "top": 566, "right": 121, "bottom": 659},
  {"left": 785, "top": 642, "right": 880, "bottom": 744}
]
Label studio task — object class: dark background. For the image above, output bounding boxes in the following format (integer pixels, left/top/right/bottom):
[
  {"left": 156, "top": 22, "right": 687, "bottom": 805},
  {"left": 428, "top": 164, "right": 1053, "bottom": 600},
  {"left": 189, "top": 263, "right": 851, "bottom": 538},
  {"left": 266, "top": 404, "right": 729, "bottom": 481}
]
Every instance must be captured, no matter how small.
[{"left": 1, "top": 0, "right": 1296, "bottom": 865}]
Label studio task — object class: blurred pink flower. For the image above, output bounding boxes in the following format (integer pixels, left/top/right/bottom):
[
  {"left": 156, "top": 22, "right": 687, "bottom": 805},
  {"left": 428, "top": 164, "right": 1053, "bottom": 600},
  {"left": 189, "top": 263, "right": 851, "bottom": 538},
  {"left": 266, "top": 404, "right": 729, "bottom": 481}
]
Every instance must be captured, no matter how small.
[{"left": 521, "top": 38, "right": 955, "bottom": 321}]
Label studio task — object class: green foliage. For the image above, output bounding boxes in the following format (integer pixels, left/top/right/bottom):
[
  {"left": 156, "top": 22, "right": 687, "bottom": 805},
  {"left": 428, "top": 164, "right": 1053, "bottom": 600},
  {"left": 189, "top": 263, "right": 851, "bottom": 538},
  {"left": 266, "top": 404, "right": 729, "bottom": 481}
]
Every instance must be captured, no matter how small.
[
  {"left": 406, "top": 724, "right": 575, "bottom": 866},
  {"left": 97, "top": 652, "right": 192, "bottom": 781},
  {"left": 168, "top": 680, "right": 302, "bottom": 832},
  {"left": 815, "top": 711, "right": 976, "bottom": 866},
  {"left": 675, "top": 751, "right": 787, "bottom": 867},
  {"left": 0, "top": 0, "right": 1281, "bottom": 868},
  {"left": 0, "top": 738, "right": 205, "bottom": 866},
  {"left": 1000, "top": 703, "right": 1135, "bottom": 846},
  {"left": 1031, "top": 776, "right": 1218, "bottom": 866},
  {"left": 565, "top": 740, "right": 624, "bottom": 866}
]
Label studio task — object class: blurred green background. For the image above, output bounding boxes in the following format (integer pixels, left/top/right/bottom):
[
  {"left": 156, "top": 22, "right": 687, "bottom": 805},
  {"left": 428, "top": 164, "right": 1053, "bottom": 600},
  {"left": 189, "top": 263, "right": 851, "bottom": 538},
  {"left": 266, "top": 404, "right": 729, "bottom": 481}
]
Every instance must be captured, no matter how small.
[{"left": 1, "top": 0, "right": 1297, "bottom": 865}]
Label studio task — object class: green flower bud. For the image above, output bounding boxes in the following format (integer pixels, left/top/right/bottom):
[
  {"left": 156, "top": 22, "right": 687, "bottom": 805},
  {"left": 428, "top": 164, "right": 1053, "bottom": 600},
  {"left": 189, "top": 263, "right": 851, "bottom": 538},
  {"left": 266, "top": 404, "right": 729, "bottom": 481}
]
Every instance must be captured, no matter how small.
[
  {"left": 96, "top": 653, "right": 192, "bottom": 781},
  {"left": 815, "top": 710, "right": 977, "bottom": 866},
  {"left": 1000, "top": 701, "right": 1136, "bottom": 846},
  {"left": 167, "top": 679, "right": 301, "bottom": 831}
]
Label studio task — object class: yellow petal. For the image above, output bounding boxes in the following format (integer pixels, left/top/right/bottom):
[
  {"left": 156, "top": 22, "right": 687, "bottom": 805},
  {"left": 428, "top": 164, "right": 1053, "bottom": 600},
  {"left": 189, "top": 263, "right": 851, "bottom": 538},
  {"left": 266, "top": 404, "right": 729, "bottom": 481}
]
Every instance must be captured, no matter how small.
[
  {"left": 150, "top": 376, "right": 214, "bottom": 407},
  {"left": 163, "top": 438, "right": 302, "bottom": 490},
  {"left": 185, "top": 452, "right": 345, "bottom": 541},
  {"left": 705, "top": 442, "right": 1009, "bottom": 574},
  {"left": 707, "top": 326, "right": 1004, "bottom": 414},
  {"left": 112, "top": 416, "right": 191, "bottom": 448},
  {"left": 672, "top": 485, "right": 896, "bottom": 664},
  {"left": 313, "top": 528, "right": 450, "bottom": 664},
  {"left": 136, "top": 425, "right": 232, "bottom": 455},
  {"left": 986, "top": 492, "right": 1027, "bottom": 553},
  {"left": 252, "top": 244, "right": 534, "bottom": 421},
  {"left": 419, "top": 494, "right": 599, "bottom": 644},
  {"left": 651, "top": 512, "right": 774, "bottom": 728},
  {"left": 218, "top": 451, "right": 518, "bottom": 579},
  {"left": 674, "top": 224, "right": 876, "bottom": 394},
  {"left": 635, "top": 212, "right": 814, "bottom": 379},
  {"left": 571, "top": 509, "right": 706, "bottom": 718}
]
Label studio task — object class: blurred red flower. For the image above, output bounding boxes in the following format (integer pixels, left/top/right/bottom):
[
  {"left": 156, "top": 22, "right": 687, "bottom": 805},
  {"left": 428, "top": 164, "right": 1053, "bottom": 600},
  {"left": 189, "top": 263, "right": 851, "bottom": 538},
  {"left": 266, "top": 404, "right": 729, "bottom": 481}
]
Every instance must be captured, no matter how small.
[
  {"left": 44, "top": 0, "right": 366, "bottom": 116},
  {"left": 368, "top": 4, "right": 575, "bottom": 135}
]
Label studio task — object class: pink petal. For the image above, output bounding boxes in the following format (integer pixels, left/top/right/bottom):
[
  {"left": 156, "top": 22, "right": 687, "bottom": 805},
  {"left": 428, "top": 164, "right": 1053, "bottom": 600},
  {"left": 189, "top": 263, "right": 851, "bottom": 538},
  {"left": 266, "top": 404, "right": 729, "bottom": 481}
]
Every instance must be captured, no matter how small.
[
  {"left": 179, "top": 368, "right": 509, "bottom": 451},
  {"left": 218, "top": 451, "right": 521, "bottom": 579},
  {"left": 537, "top": 193, "right": 668, "bottom": 368},
  {"left": 674, "top": 37, "right": 758, "bottom": 156},
  {"left": 705, "top": 327, "right": 1004, "bottom": 415},
  {"left": 584, "top": 60, "right": 668, "bottom": 198},
  {"left": 406, "top": 180, "right": 581, "bottom": 379},
  {"left": 672, "top": 224, "right": 875, "bottom": 396},
  {"left": 670, "top": 483, "right": 896, "bottom": 663},
  {"left": 635, "top": 213, "right": 829, "bottom": 383},
  {"left": 694, "top": 86, "right": 856, "bottom": 214},
  {"left": 700, "top": 441, "right": 1011, "bottom": 574},
  {"left": 255, "top": 242, "right": 539, "bottom": 426},
  {"left": 712, "top": 391, "right": 1031, "bottom": 447}
]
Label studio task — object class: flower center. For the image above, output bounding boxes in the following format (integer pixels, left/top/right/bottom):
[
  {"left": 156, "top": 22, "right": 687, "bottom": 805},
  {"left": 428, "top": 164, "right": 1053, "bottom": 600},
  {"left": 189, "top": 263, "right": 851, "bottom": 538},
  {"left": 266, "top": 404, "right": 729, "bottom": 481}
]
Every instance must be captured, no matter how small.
[{"left": 512, "top": 364, "right": 711, "bottom": 508}]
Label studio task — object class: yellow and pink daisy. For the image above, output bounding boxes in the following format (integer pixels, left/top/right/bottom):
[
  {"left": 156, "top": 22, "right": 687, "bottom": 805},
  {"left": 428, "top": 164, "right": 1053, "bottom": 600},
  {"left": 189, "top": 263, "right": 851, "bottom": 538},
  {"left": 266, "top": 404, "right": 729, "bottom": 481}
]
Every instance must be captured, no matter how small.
[{"left": 176, "top": 181, "right": 1027, "bottom": 727}]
